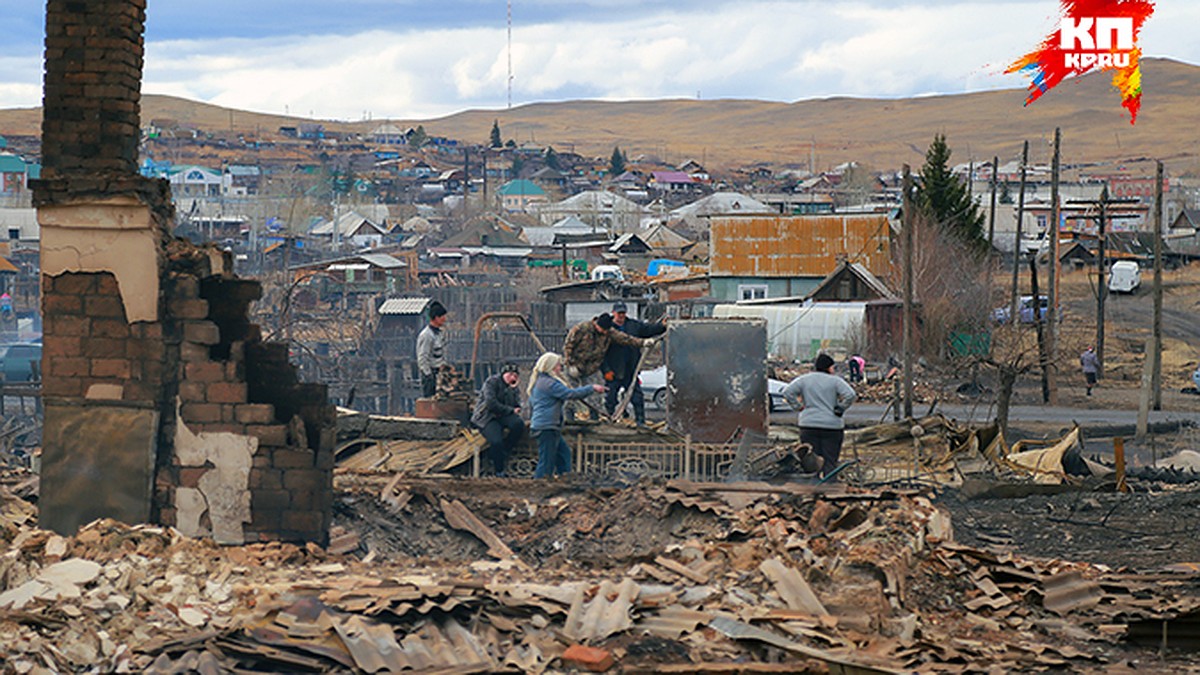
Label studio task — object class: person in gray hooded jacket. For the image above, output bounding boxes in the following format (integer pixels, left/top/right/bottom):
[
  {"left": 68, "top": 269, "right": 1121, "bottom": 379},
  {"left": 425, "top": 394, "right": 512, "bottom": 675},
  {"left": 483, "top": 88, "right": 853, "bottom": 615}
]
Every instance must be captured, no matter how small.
[{"left": 781, "top": 352, "right": 857, "bottom": 477}]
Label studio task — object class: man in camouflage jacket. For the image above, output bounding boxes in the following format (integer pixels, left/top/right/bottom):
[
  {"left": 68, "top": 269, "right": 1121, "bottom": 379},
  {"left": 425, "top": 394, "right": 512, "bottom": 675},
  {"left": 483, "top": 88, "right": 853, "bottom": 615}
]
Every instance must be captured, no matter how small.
[{"left": 563, "top": 313, "right": 653, "bottom": 379}]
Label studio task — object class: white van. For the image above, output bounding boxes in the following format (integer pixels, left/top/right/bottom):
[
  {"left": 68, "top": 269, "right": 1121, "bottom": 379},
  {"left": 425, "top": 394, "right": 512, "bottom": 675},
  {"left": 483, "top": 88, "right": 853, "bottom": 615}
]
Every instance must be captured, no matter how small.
[
  {"left": 1108, "top": 261, "right": 1141, "bottom": 294},
  {"left": 590, "top": 265, "right": 624, "bottom": 281}
]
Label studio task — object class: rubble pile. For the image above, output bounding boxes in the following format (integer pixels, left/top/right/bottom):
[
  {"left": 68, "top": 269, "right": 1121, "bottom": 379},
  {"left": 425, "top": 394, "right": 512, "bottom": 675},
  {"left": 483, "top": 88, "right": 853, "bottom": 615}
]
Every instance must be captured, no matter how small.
[{"left": 4, "top": 470, "right": 1200, "bottom": 672}]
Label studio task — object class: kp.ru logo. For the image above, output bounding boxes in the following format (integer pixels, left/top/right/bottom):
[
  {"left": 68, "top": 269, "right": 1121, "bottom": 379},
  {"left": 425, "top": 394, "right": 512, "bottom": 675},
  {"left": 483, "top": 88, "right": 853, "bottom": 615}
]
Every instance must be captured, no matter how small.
[{"left": 1007, "top": 1, "right": 1155, "bottom": 124}]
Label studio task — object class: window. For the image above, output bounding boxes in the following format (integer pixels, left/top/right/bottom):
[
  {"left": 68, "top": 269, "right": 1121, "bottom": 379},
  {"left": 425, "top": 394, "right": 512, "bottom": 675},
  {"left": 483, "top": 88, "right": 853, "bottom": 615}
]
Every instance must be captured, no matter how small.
[
  {"left": 7, "top": 228, "right": 18, "bottom": 240},
  {"left": 738, "top": 284, "right": 768, "bottom": 301}
]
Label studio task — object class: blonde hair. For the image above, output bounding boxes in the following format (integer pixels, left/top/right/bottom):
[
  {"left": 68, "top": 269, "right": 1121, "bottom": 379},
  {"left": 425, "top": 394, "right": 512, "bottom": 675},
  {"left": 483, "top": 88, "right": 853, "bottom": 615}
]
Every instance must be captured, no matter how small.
[{"left": 528, "top": 352, "right": 566, "bottom": 397}]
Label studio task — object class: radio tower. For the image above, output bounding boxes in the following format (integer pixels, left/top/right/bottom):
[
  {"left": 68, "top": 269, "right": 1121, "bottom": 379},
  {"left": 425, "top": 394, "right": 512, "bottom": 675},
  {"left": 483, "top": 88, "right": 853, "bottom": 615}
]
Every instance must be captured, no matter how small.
[{"left": 507, "top": 0, "right": 513, "bottom": 109}]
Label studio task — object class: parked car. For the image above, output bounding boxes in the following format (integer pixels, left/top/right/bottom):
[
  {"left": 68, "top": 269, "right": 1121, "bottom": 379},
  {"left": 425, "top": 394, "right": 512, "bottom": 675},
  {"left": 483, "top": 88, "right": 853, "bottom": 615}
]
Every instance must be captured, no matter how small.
[
  {"left": 991, "top": 295, "right": 1051, "bottom": 324},
  {"left": 0, "top": 342, "right": 42, "bottom": 382},
  {"left": 638, "top": 365, "right": 793, "bottom": 411},
  {"left": 1108, "top": 260, "right": 1141, "bottom": 294}
]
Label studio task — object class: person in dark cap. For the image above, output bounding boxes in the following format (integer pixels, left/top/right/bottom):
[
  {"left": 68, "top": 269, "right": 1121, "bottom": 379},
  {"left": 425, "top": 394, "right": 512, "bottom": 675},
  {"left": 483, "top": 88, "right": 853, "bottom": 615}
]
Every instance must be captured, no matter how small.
[
  {"left": 472, "top": 362, "right": 525, "bottom": 477},
  {"left": 601, "top": 301, "right": 666, "bottom": 426},
  {"left": 416, "top": 300, "right": 448, "bottom": 397},
  {"left": 781, "top": 352, "right": 857, "bottom": 477}
]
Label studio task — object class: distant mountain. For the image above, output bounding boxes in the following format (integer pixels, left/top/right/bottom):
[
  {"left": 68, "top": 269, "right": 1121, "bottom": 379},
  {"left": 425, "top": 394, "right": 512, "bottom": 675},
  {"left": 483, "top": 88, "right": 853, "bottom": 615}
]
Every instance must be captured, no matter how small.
[{"left": 2, "top": 57, "right": 1198, "bottom": 173}]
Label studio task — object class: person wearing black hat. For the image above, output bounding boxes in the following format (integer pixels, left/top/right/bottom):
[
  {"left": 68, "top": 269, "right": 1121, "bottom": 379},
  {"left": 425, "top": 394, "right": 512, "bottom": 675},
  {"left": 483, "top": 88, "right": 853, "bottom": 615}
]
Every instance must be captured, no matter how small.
[
  {"left": 417, "top": 300, "right": 448, "bottom": 397},
  {"left": 781, "top": 352, "right": 857, "bottom": 477},
  {"left": 471, "top": 362, "right": 525, "bottom": 477},
  {"left": 602, "top": 301, "right": 666, "bottom": 426}
]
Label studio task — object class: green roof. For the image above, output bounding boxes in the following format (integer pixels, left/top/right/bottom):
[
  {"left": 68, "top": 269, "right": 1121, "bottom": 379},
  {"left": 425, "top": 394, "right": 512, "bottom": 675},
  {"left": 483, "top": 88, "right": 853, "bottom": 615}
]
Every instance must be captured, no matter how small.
[
  {"left": 0, "top": 155, "right": 28, "bottom": 173},
  {"left": 497, "top": 179, "right": 545, "bottom": 197}
]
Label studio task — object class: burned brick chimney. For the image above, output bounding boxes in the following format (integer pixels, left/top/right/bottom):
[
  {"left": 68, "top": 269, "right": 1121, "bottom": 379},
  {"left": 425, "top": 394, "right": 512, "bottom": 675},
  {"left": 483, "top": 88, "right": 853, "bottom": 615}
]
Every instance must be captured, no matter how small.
[{"left": 34, "top": 0, "right": 334, "bottom": 545}]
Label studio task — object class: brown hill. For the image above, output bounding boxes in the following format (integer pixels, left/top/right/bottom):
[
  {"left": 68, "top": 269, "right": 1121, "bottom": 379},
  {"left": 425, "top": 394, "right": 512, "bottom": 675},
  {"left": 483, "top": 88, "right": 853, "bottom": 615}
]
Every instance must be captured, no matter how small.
[{"left": 2, "top": 57, "right": 1199, "bottom": 173}]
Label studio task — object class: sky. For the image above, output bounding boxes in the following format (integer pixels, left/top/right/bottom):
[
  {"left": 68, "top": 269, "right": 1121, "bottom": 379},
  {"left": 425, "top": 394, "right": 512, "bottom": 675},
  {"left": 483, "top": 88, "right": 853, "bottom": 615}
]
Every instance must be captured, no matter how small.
[{"left": 2, "top": 1, "right": 1197, "bottom": 122}]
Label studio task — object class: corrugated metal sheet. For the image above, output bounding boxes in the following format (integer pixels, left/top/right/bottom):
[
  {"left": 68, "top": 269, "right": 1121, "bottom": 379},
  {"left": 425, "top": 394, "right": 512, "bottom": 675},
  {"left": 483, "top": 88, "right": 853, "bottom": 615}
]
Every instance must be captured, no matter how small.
[
  {"left": 562, "top": 578, "right": 639, "bottom": 641},
  {"left": 709, "top": 214, "right": 892, "bottom": 278},
  {"left": 378, "top": 297, "right": 431, "bottom": 315}
]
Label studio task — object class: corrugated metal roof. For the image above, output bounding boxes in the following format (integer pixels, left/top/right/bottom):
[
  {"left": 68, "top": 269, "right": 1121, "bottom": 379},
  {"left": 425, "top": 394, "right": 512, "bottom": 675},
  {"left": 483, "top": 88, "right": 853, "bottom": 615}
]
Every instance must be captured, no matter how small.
[
  {"left": 358, "top": 253, "right": 406, "bottom": 269},
  {"left": 379, "top": 297, "right": 432, "bottom": 316}
]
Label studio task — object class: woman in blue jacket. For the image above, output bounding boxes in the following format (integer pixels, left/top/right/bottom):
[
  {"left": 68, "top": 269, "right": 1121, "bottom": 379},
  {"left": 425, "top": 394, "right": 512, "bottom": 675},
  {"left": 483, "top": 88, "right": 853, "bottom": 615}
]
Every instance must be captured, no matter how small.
[{"left": 527, "top": 352, "right": 606, "bottom": 478}]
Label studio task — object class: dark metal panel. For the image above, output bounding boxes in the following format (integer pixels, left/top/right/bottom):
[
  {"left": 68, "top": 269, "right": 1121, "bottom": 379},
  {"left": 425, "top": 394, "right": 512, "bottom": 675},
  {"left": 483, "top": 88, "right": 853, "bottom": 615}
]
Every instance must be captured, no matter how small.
[
  {"left": 39, "top": 402, "right": 157, "bottom": 535},
  {"left": 666, "top": 319, "right": 767, "bottom": 443}
]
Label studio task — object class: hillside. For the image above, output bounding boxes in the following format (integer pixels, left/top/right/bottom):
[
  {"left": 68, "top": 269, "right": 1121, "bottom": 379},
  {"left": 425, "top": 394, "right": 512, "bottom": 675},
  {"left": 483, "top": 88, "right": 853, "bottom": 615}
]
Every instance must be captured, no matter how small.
[{"left": 2, "top": 57, "right": 1199, "bottom": 173}]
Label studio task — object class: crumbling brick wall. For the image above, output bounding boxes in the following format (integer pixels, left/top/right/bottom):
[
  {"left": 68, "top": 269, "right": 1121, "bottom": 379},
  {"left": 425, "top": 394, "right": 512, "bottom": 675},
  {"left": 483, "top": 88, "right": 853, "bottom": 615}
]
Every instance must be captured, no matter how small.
[{"left": 34, "top": 0, "right": 334, "bottom": 545}]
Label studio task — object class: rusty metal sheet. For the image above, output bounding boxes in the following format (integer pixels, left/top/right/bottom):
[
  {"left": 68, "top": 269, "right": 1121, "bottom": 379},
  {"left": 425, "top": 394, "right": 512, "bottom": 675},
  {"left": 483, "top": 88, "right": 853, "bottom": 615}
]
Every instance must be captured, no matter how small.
[
  {"left": 760, "top": 558, "right": 828, "bottom": 616},
  {"left": 39, "top": 402, "right": 157, "bottom": 536},
  {"left": 562, "top": 578, "right": 638, "bottom": 642},
  {"left": 666, "top": 319, "right": 768, "bottom": 443},
  {"left": 1042, "top": 570, "right": 1102, "bottom": 615}
]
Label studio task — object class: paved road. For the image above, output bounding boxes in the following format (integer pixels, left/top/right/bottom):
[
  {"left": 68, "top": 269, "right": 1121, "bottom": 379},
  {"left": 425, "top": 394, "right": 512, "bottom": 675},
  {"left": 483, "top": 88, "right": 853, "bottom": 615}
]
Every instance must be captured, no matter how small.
[{"left": 772, "top": 402, "right": 1200, "bottom": 431}]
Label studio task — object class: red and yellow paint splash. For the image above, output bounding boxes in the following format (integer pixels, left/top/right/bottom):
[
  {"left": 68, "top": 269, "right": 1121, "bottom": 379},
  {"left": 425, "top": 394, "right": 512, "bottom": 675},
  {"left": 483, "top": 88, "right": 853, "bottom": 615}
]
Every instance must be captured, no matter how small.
[{"left": 1006, "top": 0, "right": 1155, "bottom": 124}]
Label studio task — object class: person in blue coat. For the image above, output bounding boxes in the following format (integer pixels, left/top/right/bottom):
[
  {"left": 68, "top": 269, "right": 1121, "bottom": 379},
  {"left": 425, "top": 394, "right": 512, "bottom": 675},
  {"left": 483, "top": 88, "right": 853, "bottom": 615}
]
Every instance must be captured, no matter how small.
[{"left": 527, "top": 352, "right": 606, "bottom": 478}]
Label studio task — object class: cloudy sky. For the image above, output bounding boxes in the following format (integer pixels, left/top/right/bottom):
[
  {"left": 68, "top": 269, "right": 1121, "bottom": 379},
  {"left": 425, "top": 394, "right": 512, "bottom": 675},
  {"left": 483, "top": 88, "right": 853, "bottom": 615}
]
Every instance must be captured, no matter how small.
[{"left": 2, "top": 1, "right": 1196, "bottom": 121}]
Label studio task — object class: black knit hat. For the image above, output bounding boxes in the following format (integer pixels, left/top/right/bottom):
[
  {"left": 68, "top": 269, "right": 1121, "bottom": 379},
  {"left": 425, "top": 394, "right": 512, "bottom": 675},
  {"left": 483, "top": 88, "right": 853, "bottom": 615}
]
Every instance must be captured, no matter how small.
[
  {"left": 814, "top": 353, "right": 835, "bottom": 372},
  {"left": 428, "top": 300, "right": 447, "bottom": 319},
  {"left": 501, "top": 362, "right": 519, "bottom": 374},
  {"left": 595, "top": 313, "right": 614, "bottom": 330}
]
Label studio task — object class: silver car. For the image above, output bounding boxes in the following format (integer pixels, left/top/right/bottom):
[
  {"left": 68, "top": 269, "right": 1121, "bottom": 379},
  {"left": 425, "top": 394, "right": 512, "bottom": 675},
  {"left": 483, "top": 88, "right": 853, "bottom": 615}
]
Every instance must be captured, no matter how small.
[{"left": 639, "top": 365, "right": 793, "bottom": 411}]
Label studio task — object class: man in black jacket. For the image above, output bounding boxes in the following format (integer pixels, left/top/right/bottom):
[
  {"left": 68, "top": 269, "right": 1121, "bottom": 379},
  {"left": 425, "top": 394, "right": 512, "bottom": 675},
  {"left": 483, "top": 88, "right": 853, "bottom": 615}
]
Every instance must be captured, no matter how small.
[
  {"left": 471, "top": 363, "right": 525, "bottom": 476},
  {"left": 601, "top": 301, "right": 666, "bottom": 426}
]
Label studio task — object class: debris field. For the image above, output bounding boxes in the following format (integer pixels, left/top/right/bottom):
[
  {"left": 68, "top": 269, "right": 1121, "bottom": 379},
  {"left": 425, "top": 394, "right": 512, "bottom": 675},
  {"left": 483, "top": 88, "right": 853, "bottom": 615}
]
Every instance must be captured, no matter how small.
[{"left": 6, "top": 455, "right": 1200, "bottom": 673}]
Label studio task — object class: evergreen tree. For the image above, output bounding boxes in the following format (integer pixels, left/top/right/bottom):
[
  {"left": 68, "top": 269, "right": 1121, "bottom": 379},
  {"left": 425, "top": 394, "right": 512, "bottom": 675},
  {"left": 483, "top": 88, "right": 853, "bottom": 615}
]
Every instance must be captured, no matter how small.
[
  {"left": 608, "top": 146, "right": 626, "bottom": 175},
  {"left": 545, "top": 146, "right": 561, "bottom": 170},
  {"left": 409, "top": 125, "right": 427, "bottom": 148},
  {"left": 999, "top": 181, "right": 1013, "bottom": 204},
  {"left": 489, "top": 120, "right": 502, "bottom": 148},
  {"left": 511, "top": 155, "right": 524, "bottom": 177},
  {"left": 915, "top": 134, "right": 985, "bottom": 250}
]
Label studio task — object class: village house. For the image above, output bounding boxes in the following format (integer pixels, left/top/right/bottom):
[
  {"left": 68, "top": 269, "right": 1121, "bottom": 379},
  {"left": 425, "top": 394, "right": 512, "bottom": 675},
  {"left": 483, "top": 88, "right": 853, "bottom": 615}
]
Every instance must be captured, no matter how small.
[
  {"left": 707, "top": 213, "right": 893, "bottom": 302},
  {"left": 497, "top": 179, "right": 548, "bottom": 213}
]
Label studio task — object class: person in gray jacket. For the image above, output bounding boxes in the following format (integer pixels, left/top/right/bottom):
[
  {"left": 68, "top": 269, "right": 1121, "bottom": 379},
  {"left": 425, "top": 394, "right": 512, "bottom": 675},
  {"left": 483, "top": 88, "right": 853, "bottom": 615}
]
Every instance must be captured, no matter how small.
[
  {"left": 416, "top": 301, "right": 448, "bottom": 397},
  {"left": 472, "top": 363, "right": 525, "bottom": 477},
  {"left": 781, "top": 353, "right": 857, "bottom": 477}
]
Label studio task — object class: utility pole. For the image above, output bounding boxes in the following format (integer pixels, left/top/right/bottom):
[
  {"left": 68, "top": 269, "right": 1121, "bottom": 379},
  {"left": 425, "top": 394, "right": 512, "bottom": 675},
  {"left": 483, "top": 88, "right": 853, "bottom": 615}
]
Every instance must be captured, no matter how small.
[
  {"left": 901, "top": 165, "right": 914, "bottom": 420},
  {"left": 1097, "top": 185, "right": 1107, "bottom": 377},
  {"left": 1031, "top": 255, "right": 1048, "bottom": 403},
  {"left": 1009, "top": 141, "right": 1029, "bottom": 325},
  {"left": 1067, "top": 189, "right": 1139, "bottom": 381},
  {"left": 988, "top": 155, "right": 998, "bottom": 248},
  {"left": 1152, "top": 160, "right": 1164, "bottom": 409},
  {"left": 1046, "top": 128, "right": 1061, "bottom": 404}
]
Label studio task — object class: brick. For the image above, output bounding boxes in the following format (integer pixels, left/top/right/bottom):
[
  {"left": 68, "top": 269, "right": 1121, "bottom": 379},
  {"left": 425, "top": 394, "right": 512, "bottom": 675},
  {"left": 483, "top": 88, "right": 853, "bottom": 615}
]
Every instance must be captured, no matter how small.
[
  {"left": 281, "top": 511, "right": 323, "bottom": 533},
  {"left": 249, "top": 468, "right": 282, "bottom": 490},
  {"left": 50, "top": 357, "right": 89, "bottom": 378},
  {"left": 43, "top": 293, "right": 83, "bottom": 314},
  {"left": 92, "top": 318, "right": 131, "bottom": 338},
  {"left": 55, "top": 315, "right": 90, "bottom": 337},
  {"left": 178, "top": 467, "right": 208, "bottom": 489},
  {"left": 91, "top": 358, "right": 131, "bottom": 378},
  {"left": 250, "top": 509, "right": 282, "bottom": 530},
  {"left": 185, "top": 361, "right": 225, "bottom": 383},
  {"left": 178, "top": 380, "right": 206, "bottom": 402},
  {"left": 200, "top": 423, "right": 246, "bottom": 435},
  {"left": 134, "top": 322, "right": 163, "bottom": 340},
  {"left": 274, "top": 450, "right": 315, "bottom": 470},
  {"left": 180, "top": 342, "right": 211, "bottom": 363},
  {"left": 184, "top": 321, "right": 220, "bottom": 345},
  {"left": 83, "top": 338, "right": 126, "bottom": 358},
  {"left": 126, "top": 339, "right": 164, "bottom": 361},
  {"left": 235, "top": 404, "right": 275, "bottom": 425},
  {"left": 42, "top": 377, "right": 83, "bottom": 398},
  {"left": 282, "top": 468, "right": 325, "bottom": 492},
  {"left": 50, "top": 273, "right": 95, "bottom": 294},
  {"left": 167, "top": 274, "right": 199, "bottom": 300},
  {"left": 246, "top": 425, "right": 288, "bottom": 446},
  {"left": 168, "top": 298, "right": 209, "bottom": 319},
  {"left": 207, "top": 382, "right": 247, "bottom": 404},
  {"left": 157, "top": 508, "right": 176, "bottom": 527},
  {"left": 316, "top": 448, "right": 336, "bottom": 471},
  {"left": 181, "top": 402, "right": 221, "bottom": 423},
  {"left": 251, "top": 489, "right": 290, "bottom": 511},
  {"left": 42, "top": 334, "right": 81, "bottom": 359},
  {"left": 84, "top": 294, "right": 126, "bottom": 318},
  {"left": 94, "top": 274, "right": 120, "bottom": 295},
  {"left": 561, "top": 645, "right": 615, "bottom": 672},
  {"left": 122, "top": 381, "right": 155, "bottom": 401}
]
